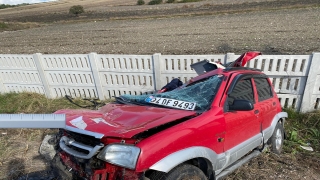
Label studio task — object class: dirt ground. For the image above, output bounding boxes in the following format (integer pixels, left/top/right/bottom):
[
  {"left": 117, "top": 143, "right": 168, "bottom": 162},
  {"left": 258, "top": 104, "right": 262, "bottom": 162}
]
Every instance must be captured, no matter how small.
[
  {"left": 0, "top": 0, "right": 320, "bottom": 179},
  {"left": 0, "top": 0, "right": 320, "bottom": 55}
]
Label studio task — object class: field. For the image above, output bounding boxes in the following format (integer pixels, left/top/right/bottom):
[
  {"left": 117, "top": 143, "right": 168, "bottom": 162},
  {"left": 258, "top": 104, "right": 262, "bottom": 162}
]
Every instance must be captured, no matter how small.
[
  {"left": 0, "top": 0, "right": 320, "bottom": 55},
  {"left": 0, "top": 0, "right": 320, "bottom": 179}
]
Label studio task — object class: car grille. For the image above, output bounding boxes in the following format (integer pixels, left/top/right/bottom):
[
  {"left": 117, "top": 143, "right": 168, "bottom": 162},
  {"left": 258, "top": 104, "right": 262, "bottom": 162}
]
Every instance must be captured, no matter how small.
[{"left": 64, "top": 130, "right": 102, "bottom": 147}]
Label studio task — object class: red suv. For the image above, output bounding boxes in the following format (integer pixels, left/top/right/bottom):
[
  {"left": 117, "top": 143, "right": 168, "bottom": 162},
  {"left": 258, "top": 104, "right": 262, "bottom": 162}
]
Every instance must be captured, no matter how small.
[{"left": 49, "top": 64, "right": 287, "bottom": 180}]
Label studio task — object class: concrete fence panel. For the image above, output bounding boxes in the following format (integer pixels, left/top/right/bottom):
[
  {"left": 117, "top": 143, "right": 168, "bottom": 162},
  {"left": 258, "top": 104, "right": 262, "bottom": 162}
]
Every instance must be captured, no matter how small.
[
  {"left": 159, "top": 54, "right": 226, "bottom": 88},
  {"left": 39, "top": 54, "right": 98, "bottom": 99},
  {"left": 0, "top": 52, "right": 319, "bottom": 112},
  {"left": 95, "top": 54, "right": 155, "bottom": 99},
  {"left": 0, "top": 54, "right": 45, "bottom": 94}
]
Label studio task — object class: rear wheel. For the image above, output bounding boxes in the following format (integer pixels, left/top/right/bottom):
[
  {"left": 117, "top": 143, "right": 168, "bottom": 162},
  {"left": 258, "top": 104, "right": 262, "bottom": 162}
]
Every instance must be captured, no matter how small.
[
  {"left": 269, "top": 121, "right": 284, "bottom": 154},
  {"left": 149, "top": 164, "right": 207, "bottom": 180}
]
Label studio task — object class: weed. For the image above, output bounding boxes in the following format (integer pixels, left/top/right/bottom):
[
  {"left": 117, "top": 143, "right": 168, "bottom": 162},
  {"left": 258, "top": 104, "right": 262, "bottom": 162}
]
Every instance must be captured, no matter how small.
[
  {"left": 0, "top": 22, "right": 8, "bottom": 29},
  {"left": 166, "top": 0, "right": 175, "bottom": 3},
  {"left": 148, "top": 0, "right": 163, "bottom": 5},
  {"left": 137, "top": 0, "right": 145, "bottom": 5},
  {"left": 0, "top": 92, "right": 104, "bottom": 114},
  {"left": 284, "top": 108, "right": 320, "bottom": 153},
  {"left": 69, "top": 5, "right": 85, "bottom": 16}
]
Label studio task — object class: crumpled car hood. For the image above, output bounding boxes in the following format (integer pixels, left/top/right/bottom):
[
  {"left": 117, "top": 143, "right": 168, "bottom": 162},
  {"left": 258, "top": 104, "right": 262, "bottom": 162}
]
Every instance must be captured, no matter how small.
[{"left": 55, "top": 103, "right": 196, "bottom": 138}]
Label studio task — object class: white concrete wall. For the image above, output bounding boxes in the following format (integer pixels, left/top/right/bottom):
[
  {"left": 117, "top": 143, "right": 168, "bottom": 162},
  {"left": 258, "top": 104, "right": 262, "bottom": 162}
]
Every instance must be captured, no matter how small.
[{"left": 0, "top": 52, "right": 319, "bottom": 112}]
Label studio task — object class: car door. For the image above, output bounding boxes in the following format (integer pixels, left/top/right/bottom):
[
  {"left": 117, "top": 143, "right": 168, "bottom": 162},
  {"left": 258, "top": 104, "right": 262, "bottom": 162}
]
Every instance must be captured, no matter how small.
[
  {"left": 223, "top": 76, "right": 262, "bottom": 152},
  {"left": 253, "top": 77, "right": 278, "bottom": 130}
]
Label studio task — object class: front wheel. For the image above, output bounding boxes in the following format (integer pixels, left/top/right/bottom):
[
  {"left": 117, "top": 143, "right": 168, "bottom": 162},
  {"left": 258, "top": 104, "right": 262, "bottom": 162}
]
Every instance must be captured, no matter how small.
[
  {"left": 149, "top": 164, "right": 207, "bottom": 180},
  {"left": 269, "top": 121, "right": 284, "bottom": 154}
]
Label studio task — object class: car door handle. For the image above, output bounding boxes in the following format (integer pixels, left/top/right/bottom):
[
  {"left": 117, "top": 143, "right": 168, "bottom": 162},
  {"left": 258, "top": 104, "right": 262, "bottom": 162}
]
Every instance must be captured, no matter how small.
[
  {"left": 254, "top": 110, "right": 259, "bottom": 114},
  {"left": 273, "top": 102, "right": 276, "bottom": 106}
]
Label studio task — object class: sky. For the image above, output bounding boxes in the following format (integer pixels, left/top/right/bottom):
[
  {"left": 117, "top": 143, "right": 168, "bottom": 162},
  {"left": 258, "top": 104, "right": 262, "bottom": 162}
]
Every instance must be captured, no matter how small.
[{"left": 0, "top": 0, "right": 57, "bottom": 5}]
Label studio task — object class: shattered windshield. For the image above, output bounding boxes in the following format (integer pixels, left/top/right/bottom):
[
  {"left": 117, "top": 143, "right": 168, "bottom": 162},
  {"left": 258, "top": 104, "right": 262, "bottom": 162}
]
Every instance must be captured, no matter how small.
[{"left": 119, "top": 75, "right": 223, "bottom": 111}]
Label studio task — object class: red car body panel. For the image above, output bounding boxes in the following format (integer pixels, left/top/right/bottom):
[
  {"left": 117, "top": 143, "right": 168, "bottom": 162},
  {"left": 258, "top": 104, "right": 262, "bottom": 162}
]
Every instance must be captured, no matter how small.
[
  {"left": 135, "top": 107, "right": 226, "bottom": 172},
  {"left": 223, "top": 109, "right": 260, "bottom": 150},
  {"left": 55, "top": 104, "right": 197, "bottom": 138}
]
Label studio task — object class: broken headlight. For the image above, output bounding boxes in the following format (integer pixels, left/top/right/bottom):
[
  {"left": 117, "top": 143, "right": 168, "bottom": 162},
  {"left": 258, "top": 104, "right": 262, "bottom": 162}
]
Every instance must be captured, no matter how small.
[{"left": 97, "top": 144, "right": 140, "bottom": 169}]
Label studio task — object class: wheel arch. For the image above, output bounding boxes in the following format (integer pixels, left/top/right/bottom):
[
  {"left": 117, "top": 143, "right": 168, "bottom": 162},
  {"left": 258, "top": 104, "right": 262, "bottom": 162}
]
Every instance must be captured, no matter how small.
[
  {"left": 148, "top": 146, "right": 219, "bottom": 174},
  {"left": 146, "top": 156, "right": 215, "bottom": 180},
  {"left": 263, "top": 112, "right": 288, "bottom": 144}
]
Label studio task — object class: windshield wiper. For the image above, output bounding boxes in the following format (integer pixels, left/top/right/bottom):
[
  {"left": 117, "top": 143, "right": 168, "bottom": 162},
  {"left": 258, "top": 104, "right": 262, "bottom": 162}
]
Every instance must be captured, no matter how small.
[{"left": 115, "top": 97, "right": 147, "bottom": 106}]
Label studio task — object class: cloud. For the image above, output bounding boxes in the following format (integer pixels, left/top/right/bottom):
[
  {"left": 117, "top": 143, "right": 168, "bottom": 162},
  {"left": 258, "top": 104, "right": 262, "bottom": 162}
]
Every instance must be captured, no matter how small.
[{"left": 0, "top": 0, "right": 57, "bottom": 5}]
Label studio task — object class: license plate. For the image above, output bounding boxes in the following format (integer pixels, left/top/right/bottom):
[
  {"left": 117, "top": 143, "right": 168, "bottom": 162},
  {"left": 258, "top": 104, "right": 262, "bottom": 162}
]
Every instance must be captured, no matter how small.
[{"left": 145, "top": 96, "right": 196, "bottom": 110}]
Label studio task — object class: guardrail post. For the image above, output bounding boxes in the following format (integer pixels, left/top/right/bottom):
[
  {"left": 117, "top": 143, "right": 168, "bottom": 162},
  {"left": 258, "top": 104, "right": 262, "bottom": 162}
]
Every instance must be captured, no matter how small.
[
  {"left": 152, "top": 53, "right": 162, "bottom": 91},
  {"left": 88, "top": 52, "right": 104, "bottom": 100},
  {"left": 33, "top": 53, "right": 52, "bottom": 98},
  {"left": 300, "top": 52, "right": 320, "bottom": 112}
]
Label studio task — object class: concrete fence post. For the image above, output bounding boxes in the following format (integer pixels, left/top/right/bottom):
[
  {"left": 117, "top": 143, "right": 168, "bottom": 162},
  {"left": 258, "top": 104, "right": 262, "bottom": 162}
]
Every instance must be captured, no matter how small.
[
  {"left": 152, "top": 53, "right": 162, "bottom": 91},
  {"left": 0, "top": 79, "right": 5, "bottom": 94},
  {"left": 225, "top": 53, "right": 235, "bottom": 64},
  {"left": 0, "top": 75, "right": 5, "bottom": 93},
  {"left": 300, "top": 52, "right": 320, "bottom": 112},
  {"left": 33, "top": 53, "right": 52, "bottom": 98},
  {"left": 88, "top": 52, "right": 104, "bottom": 100}
]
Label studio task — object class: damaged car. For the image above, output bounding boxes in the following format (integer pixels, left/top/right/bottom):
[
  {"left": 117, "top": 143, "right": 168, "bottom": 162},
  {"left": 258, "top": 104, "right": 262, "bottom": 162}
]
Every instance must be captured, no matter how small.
[{"left": 43, "top": 52, "right": 287, "bottom": 180}]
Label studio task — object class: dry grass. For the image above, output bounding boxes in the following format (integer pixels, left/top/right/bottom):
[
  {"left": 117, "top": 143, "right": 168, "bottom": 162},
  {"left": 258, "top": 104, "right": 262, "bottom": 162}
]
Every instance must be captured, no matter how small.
[
  {"left": 0, "top": 129, "right": 51, "bottom": 179},
  {"left": 0, "top": 22, "right": 42, "bottom": 32},
  {"left": 0, "top": 92, "right": 112, "bottom": 179}
]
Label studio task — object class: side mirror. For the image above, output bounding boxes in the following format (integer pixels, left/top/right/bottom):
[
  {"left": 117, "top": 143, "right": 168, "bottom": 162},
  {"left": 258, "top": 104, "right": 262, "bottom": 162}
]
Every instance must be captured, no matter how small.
[{"left": 229, "top": 99, "right": 253, "bottom": 111}]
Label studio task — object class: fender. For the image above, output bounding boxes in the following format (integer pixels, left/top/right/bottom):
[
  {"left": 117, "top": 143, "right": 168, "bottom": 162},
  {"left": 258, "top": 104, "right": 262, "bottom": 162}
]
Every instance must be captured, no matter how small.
[
  {"left": 149, "top": 133, "right": 263, "bottom": 174},
  {"left": 149, "top": 146, "right": 225, "bottom": 173},
  {"left": 263, "top": 112, "right": 288, "bottom": 143}
]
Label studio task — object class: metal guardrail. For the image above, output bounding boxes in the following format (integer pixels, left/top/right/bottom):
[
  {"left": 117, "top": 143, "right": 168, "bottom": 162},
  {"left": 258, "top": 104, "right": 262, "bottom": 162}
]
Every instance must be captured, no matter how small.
[{"left": 0, "top": 114, "right": 65, "bottom": 128}]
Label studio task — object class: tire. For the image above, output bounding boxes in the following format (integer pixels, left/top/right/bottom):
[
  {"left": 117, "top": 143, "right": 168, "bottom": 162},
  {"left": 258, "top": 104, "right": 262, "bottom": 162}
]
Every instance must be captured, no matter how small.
[
  {"left": 149, "top": 164, "right": 207, "bottom": 180},
  {"left": 269, "top": 121, "right": 284, "bottom": 154}
]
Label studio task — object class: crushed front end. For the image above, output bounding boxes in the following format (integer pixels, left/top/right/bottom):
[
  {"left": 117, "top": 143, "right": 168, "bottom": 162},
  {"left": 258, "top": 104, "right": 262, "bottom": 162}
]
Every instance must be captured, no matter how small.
[{"left": 50, "top": 127, "right": 144, "bottom": 180}]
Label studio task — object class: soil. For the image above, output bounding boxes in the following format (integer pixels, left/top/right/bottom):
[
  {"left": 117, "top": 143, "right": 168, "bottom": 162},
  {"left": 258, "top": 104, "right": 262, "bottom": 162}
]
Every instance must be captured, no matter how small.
[
  {"left": 0, "top": 0, "right": 320, "bottom": 55},
  {"left": 0, "top": 0, "right": 320, "bottom": 179}
]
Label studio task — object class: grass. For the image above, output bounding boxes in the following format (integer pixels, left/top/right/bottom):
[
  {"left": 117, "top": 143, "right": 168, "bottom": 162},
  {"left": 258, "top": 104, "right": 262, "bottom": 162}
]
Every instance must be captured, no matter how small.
[
  {"left": 0, "top": 92, "right": 79, "bottom": 114},
  {"left": 283, "top": 108, "right": 320, "bottom": 154},
  {"left": 0, "top": 22, "right": 8, "bottom": 29},
  {"left": 0, "top": 92, "right": 113, "bottom": 179},
  {"left": 0, "top": 22, "right": 42, "bottom": 32},
  {"left": 0, "top": 92, "right": 319, "bottom": 179}
]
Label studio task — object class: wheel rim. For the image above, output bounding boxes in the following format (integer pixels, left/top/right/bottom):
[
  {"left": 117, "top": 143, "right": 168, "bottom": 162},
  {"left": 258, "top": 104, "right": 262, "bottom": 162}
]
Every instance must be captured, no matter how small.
[{"left": 275, "top": 128, "right": 283, "bottom": 150}]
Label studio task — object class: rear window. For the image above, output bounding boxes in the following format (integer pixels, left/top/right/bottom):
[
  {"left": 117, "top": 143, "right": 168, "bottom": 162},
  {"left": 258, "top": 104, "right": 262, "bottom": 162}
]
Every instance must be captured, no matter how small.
[{"left": 254, "top": 78, "right": 273, "bottom": 101}]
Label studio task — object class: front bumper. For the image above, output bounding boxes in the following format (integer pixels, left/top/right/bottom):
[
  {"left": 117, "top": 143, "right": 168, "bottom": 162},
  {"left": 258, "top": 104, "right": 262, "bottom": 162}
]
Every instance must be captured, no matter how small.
[{"left": 40, "top": 130, "right": 145, "bottom": 180}]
